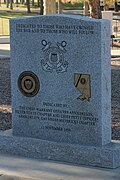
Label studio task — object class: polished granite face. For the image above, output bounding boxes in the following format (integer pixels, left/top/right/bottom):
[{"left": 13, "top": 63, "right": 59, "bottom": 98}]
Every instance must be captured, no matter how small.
[{"left": 10, "top": 15, "right": 111, "bottom": 146}]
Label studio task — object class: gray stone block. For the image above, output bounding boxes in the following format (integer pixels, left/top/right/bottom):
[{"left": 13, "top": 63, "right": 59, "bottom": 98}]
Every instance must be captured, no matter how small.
[
  {"left": 7, "top": 14, "right": 120, "bottom": 168},
  {"left": 0, "top": 131, "right": 120, "bottom": 168},
  {"left": 10, "top": 15, "right": 111, "bottom": 146}
]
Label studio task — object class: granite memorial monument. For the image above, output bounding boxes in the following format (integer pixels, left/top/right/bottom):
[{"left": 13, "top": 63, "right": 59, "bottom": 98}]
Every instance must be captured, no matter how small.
[{"left": 0, "top": 15, "right": 120, "bottom": 168}]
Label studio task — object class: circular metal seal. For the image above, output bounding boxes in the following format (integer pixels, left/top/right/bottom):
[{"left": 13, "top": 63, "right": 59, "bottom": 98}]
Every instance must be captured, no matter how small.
[{"left": 18, "top": 71, "right": 40, "bottom": 97}]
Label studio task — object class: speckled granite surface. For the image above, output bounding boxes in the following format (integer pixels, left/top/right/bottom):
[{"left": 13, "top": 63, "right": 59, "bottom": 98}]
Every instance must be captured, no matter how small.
[{"left": 0, "top": 59, "right": 119, "bottom": 139}]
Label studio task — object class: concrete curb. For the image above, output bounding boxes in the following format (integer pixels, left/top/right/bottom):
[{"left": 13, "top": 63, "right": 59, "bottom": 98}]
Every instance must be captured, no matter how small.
[
  {"left": 0, "top": 37, "right": 10, "bottom": 44},
  {"left": 0, "top": 175, "right": 35, "bottom": 180}
]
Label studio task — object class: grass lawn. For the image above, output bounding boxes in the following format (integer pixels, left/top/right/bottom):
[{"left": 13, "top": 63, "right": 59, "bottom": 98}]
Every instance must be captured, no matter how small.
[
  {"left": 0, "top": 11, "right": 38, "bottom": 35},
  {"left": 0, "top": 1, "right": 84, "bottom": 35},
  {"left": 62, "top": 2, "right": 83, "bottom": 10},
  {"left": 0, "top": 11, "right": 38, "bottom": 18},
  {"left": 0, "top": 17, "right": 9, "bottom": 35}
]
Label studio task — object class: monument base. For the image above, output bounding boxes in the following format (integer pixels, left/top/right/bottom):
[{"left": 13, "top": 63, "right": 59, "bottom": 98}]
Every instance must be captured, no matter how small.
[{"left": 0, "top": 130, "right": 120, "bottom": 169}]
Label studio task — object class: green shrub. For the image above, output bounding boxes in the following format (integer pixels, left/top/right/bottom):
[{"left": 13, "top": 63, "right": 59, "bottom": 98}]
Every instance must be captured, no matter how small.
[{"left": 57, "top": 2, "right": 84, "bottom": 10}]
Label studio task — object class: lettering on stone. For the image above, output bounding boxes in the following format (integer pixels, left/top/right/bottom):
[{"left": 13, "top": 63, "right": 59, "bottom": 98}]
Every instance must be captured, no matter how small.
[
  {"left": 15, "top": 104, "right": 98, "bottom": 131},
  {"left": 15, "top": 24, "right": 95, "bottom": 35}
]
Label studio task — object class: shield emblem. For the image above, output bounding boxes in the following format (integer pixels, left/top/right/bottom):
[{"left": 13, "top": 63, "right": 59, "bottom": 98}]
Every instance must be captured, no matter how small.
[
  {"left": 74, "top": 73, "right": 91, "bottom": 101},
  {"left": 51, "top": 53, "right": 58, "bottom": 63},
  {"left": 24, "top": 80, "right": 33, "bottom": 90}
]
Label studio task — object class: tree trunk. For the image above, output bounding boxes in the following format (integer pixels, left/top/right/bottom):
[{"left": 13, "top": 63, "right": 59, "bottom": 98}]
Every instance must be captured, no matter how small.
[
  {"left": 83, "top": 0, "right": 89, "bottom": 16},
  {"left": 58, "top": 0, "right": 62, "bottom": 14},
  {"left": 37, "top": 0, "right": 40, "bottom": 7},
  {"left": 10, "top": 0, "right": 13, "bottom": 9},
  {"left": 15, "top": 0, "right": 18, "bottom": 4},
  {"left": 44, "top": 0, "right": 56, "bottom": 14},
  {"left": 26, "top": 0, "right": 31, "bottom": 13},
  {"left": 21, "top": 0, "right": 24, "bottom": 4},
  {"left": 6, "top": 0, "right": 9, "bottom": 8},
  {"left": 115, "top": 0, "right": 119, "bottom": 12},
  {"left": 104, "top": 4, "right": 109, "bottom": 11},
  {"left": 40, "top": 0, "right": 43, "bottom": 14},
  {"left": 89, "top": 0, "right": 102, "bottom": 19},
  {"left": 51, "top": 0, "right": 56, "bottom": 14},
  {"left": 32, "top": 0, "right": 34, "bottom": 6}
]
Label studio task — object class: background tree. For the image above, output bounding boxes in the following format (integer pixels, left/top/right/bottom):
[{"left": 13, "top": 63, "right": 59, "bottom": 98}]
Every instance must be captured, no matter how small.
[
  {"left": 15, "top": 0, "right": 19, "bottom": 4},
  {"left": 26, "top": 0, "right": 31, "bottom": 13},
  {"left": 6, "top": 0, "right": 9, "bottom": 8},
  {"left": 83, "top": 0, "right": 89, "bottom": 16},
  {"left": 58, "top": 0, "right": 62, "bottom": 14},
  {"left": 40, "top": 0, "right": 43, "bottom": 14},
  {"left": 37, "top": 0, "right": 40, "bottom": 7},
  {"left": 115, "top": 0, "right": 119, "bottom": 12},
  {"left": 32, "top": 0, "right": 34, "bottom": 6},
  {"left": 20, "top": 0, "right": 25, "bottom": 4},
  {"left": 10, "top": 0, "right": 13, "bottom": 9},
  {"left": 44, "top": 0, "right": 56, "bottom": 14},
  {"left": 89, "top": 0, "right": 102, "bottom": 19}
]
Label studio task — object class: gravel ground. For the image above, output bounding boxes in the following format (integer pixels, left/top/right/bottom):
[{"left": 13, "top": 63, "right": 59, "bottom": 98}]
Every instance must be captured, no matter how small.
[
  {"left": 0, "top": 58, "right": 120, "bottom": 140},
  {"left": 0, "top": 58, "right": 11, "bottom": 131},
  {"left": 111, "top": 66, "right": 120, "bottom": 140}
]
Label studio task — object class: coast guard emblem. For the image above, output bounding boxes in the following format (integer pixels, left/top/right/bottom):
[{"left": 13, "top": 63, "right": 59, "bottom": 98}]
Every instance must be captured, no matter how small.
[
  {"left": 41, "top": 40, "right": 68, "bottom": 73},
  {"left": 74, "top": 73, "right": 91, "bottom": 101}
]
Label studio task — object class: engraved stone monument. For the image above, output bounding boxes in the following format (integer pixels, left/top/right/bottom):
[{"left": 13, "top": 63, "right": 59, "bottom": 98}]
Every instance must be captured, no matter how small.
[
  {"left": 11, "top": 15, "right": 111, "bottom": 147},
  {"left": 0, "top": 15, "right": 120, "bottom": 168}
]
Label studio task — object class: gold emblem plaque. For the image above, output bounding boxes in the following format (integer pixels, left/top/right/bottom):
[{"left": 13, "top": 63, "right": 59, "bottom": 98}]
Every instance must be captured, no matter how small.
[
  {"left": 18, "top": 71, "right": 40, "bottom": 97},
  {"left": 74, "top": 73, "right": 91, "bottom": 101}
]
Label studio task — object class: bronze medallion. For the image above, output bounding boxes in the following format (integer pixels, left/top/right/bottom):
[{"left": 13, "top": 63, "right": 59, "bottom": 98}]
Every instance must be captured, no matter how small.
[{"left": 18, "top": 71, "right": 40, "bottom": 97}]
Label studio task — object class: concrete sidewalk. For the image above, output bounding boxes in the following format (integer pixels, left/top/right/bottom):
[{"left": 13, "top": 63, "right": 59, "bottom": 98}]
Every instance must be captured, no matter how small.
[
  {"left": 0, "top": 37, "right": 10, "bottom": 58},
  {"left": 0, "top": 37, "right": 10, "bottom": 44},
  {"left": 111, "top": 49, "right": 120, "bottom": 58},
  {"left": 0, "top": 153, "right": 120, "bottom": 180},
  {"left": 0, "top": 44, "right": 10, "bottom": 58}
]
